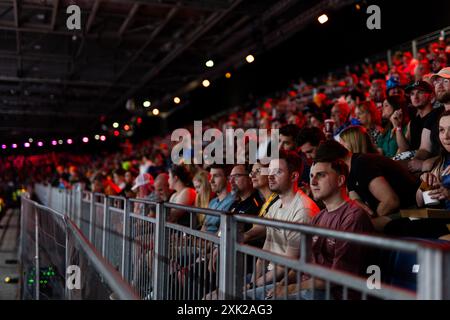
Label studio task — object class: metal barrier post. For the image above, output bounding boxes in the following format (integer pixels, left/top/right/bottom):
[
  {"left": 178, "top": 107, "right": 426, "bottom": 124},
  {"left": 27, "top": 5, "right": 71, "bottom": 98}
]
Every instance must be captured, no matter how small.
[
  {"left": 102, "top": 197, "right": 109, "bottom": 257},
  {"left": 65, "top": 228, "right": 69, "bottom": 300},
  {"left": 121, "top": 199, "right": 131, "bottom": 279},
  {"left": 89, "top": 194, "right": 95, "bottom": 242},
  {"left": 34, "top": 206, "right": 40, "bottom": 300},
  {"left": 218, "top": 213, "right": 241, "bottom": 299},
  {"left": 153, "top": 202, "right": 168, "bottom": 300},
  {"left": 417, "top": 247, "right": 446, "bottom": 300},
  {"left": 77, "top": 190, "right": 82, "bottom": 228}
]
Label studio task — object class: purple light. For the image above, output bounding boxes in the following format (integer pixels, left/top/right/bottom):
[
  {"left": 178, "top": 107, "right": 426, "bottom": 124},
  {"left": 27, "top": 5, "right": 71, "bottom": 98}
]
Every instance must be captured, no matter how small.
[
  {"left": 1, "top": 144, "right": 6, "bottom": 149},
  {"left": 24, "top": 142, "right": 30, "bottom": 148},
  {"left": 37, "top": 141, "right": 44, "bottom": 147},
  {"left": 12, "top": 144, "right": 17, "bottom": 149},
  {"left": 67, "top": 139, "right": 73, "bottom": 145},
  {"left": 100, "top": 135, "right": 106, "bottom": 141},
  {"left": 52, "top": 140, "right": 57, "bottom": 146},
  {"left": 82, "top": 137, "right": 89, "bottom": 143}
]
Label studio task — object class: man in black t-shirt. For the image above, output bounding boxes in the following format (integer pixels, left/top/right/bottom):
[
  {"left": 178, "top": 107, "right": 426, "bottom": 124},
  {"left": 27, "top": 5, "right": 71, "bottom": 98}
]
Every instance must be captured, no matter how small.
[
  {"left": 315, "top": 140, "right": 420, "bottom": 231},
  {"left": 405, "top": 81, "right": 443, "bottom": 172}
]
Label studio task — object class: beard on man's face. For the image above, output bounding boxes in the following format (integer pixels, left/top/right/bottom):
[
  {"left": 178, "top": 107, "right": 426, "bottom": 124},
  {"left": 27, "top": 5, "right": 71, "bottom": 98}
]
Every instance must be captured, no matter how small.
[{"left": 437, "top": 91, "right": 450, "bottom": 104}]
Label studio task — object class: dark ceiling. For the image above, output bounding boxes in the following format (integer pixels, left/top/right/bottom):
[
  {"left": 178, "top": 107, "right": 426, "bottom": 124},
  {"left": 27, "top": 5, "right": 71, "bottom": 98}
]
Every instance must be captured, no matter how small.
[{"left": 0, "top": 0, "right": 359, "bottom": 143}]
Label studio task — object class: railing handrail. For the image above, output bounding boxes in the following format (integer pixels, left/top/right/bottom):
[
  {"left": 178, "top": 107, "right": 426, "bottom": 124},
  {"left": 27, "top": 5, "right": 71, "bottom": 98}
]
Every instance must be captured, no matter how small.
[{"left": 21, "top": 196, "right": 139, "bottom": 300}]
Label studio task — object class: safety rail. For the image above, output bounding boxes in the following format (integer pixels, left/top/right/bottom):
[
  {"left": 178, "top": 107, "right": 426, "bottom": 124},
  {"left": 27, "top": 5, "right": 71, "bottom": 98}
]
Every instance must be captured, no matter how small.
[
  {"left": 29, "top": 184, "right": 450, "bottom": 300},
  {"left": 20, "top": 195, "right": 139, "bottom": 300}
]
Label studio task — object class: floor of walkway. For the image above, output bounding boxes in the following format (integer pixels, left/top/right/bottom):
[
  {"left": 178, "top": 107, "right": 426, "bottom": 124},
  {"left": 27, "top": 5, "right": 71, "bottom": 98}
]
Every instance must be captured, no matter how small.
[{"left": 0, "top": 208, "right": 20, "bottom": 300}]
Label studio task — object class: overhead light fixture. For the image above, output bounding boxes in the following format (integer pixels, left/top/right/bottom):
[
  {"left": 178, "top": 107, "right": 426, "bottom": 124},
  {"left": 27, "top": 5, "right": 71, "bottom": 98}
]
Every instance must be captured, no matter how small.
[
  {"left": 202, "top": 80, "right": 211, "bottom": 88},
  {"left": 225, "top": 72, "right": 232, "bottom": 79},
  {"left": 12, "top": 144, "right": 17, "bottom": 149},
  {"left": 174, "top": 97, "right": 181, "bottom": 104},
  {"left": 94, "top": 135, "right": 100, "bottom": 140},
  {"left": 206, "top": 60, "right": 214, "bottom": 68},
  {"left": 100, "top": 135, "right": 106, "bottom": 141},
  {"left": 82, "top": 137, "right": 89, "bottom": 143},
  {"left": 152, "top": 108, "right": 160, "bottom": 116},
  {"left": 28, "top": 138, "right": 33, "bottom": 143},
  {"left": 24, "top": 142, "right": 30, "bottom": 148},
  {"left": 143, "top": 101, "right": 151, "bottom": 108},
  {"left": 355, "top": 4, "right": 361, "bottom": 10},
  {"left": 52, "top": 140, "right": 57, "bottom": 146},
  {"left": 67, "top": 139, "right": 73, "bottom": 145},
  {"left": 246, "top": 55, "right": 255, "bottom": 63},
  {"left": 124, "top": 125, "right": 130, "bottom": 131},
  {"left": 37, "top": 142, "right": 44, "bottom": 147},
  {"left": 113, "top": 122, "right": 119, "bottom": 128},
  {"left": 318, "top": 14, "right": 328, "bottom": 24},
  {"left": 58, "top": 140, "right": 63, "bottom": 145},
  {"left": 1, "top": 144, "right": 6, "bottom": 149}
]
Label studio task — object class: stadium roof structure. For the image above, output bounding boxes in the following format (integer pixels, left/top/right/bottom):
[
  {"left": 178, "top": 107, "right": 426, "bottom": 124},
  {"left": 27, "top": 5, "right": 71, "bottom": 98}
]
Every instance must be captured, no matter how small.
[{"left": 0, "top": 0, "right": 357, "bottom": 141}]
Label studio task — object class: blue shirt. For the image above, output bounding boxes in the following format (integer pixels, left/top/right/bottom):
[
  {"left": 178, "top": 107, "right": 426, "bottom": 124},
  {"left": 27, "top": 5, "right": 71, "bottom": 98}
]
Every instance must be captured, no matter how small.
[{"left": 204, "top": 192, "right": 235, "bottom": 233}]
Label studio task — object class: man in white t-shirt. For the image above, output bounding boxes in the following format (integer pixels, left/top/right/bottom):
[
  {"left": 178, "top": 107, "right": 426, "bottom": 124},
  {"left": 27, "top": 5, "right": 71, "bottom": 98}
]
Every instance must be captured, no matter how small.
[{"left": 246, "top": 150, "right": 319, "bottom": 298}]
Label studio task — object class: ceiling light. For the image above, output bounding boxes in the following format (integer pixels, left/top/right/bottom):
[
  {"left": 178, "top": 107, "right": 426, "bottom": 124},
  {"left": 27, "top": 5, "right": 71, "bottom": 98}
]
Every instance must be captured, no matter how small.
[{"left": 318, "top": 14, "right": 328, "bottom": 24}]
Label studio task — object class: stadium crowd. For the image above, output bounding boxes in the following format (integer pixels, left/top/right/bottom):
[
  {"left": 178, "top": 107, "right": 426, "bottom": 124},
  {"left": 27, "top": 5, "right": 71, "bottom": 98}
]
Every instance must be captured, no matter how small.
[{"left": 1, "top": 36, "right": 450, "bottom": 299}]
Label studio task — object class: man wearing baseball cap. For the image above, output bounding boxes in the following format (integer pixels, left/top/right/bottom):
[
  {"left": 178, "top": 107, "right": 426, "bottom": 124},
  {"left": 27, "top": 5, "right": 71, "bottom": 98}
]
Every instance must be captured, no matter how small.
[
  {"left": 431, "top": 67, "right": 450, "bottom": 111},
  {"left": 405, "top": 80, "right": 443, "bottom": 172}
]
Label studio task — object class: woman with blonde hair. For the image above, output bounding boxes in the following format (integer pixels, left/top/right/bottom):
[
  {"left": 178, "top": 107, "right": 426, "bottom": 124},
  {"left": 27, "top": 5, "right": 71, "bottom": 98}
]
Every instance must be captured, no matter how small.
[
  {"left": 354, "top": 101, "right": 383, "bottom": 145},
  {"left": 338, "top": 125, "right": 378, "bottom": 154},
  {"left": 193, "top": 170, "right": 213, "bottom": 227}
]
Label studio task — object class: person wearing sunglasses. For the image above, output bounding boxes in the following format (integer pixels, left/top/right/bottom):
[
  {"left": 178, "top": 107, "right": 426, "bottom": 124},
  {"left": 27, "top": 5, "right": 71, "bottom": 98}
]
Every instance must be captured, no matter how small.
[{"left": 243, "top": 162, "right": 279, "bottom": 245}]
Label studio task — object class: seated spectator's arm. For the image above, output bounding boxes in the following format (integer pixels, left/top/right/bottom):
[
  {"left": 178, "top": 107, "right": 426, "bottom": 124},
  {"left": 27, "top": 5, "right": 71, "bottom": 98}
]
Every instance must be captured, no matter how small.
[
  {"left": 416, "top": 188, "right": 425, "bottom": 208},
  {"left": 395, "top": 122, "right": 410, "bottom": 153},
  {"left": 414, "top": 128, "right": 433, "bottom": 160},
  {"left": 167, "top": 189, "right": 195, "bottom": 223},
  {"left": 368, "top": 177, "right": 400, "bottom": 216},
  {"left": 243, "top": 224, "right": 266, "bottom": 244},
  {"left": 349, "top": 191, "right": 374, "bottom": 216},
  {"left": 422, "top": 156, "right": 439, "bottom": 172},
  {"left": 254, "top": 265, "right": 286, "bottom": 288}
]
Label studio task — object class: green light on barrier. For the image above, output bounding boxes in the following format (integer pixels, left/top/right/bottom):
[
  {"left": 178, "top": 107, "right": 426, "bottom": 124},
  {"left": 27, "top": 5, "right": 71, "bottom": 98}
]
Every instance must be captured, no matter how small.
[{"left": 28, "top": 279, "right": 34, "bottom": 284}]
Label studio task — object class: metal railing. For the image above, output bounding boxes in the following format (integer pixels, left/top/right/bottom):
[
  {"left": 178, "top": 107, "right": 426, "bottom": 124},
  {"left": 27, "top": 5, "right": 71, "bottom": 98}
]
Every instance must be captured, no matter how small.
[
  {"left": 30, "top": 184, "right": 450, "bottom": 300},
  {"left": 20, "top": 192, "right": 139, "bottom": 300}
]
